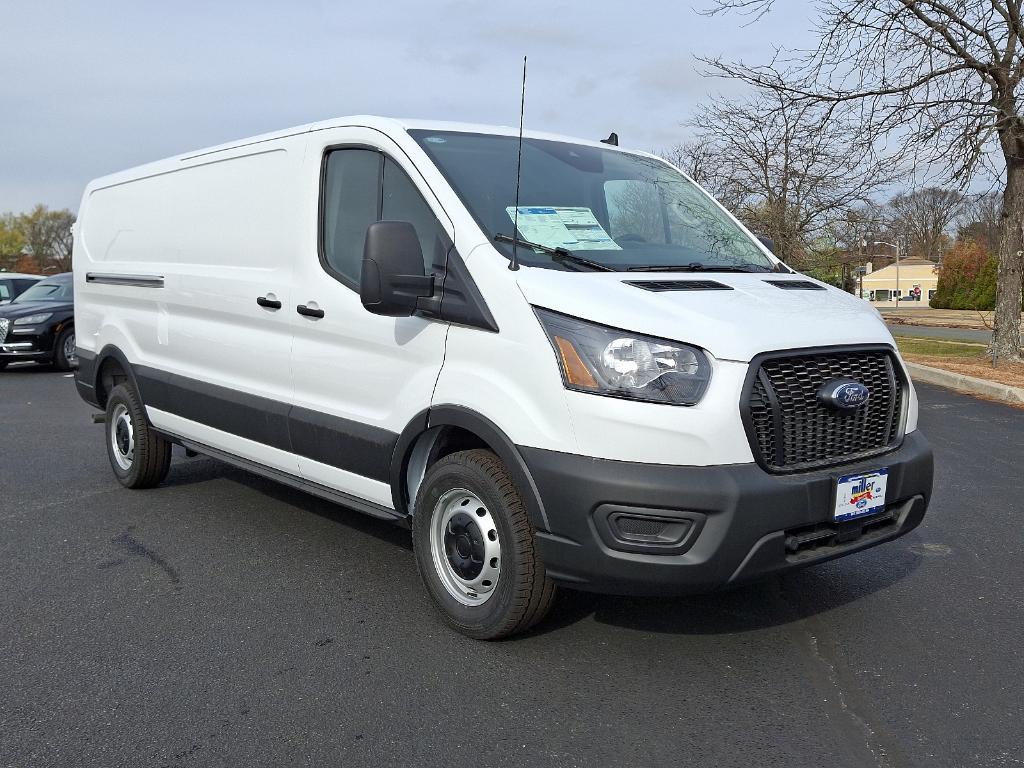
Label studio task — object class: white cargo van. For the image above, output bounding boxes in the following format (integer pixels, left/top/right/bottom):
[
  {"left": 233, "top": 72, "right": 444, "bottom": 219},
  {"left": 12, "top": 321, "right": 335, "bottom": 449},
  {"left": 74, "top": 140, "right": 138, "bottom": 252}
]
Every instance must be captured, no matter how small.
[{"left": 73, "top": 116, "right": 933, "bottom": 638}]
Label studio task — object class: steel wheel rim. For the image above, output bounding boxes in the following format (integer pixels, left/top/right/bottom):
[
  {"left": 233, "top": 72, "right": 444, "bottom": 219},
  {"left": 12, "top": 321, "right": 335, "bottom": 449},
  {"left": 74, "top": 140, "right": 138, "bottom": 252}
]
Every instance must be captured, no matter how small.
[
  {"left": 63, "top": 332, "right": 76, "bottom": 365},
  {"left": 429, "top": 488, "right": 501, "bottom": 606},
  {"left": 109, "top": 403, "right": 134, "bottom": 471}
]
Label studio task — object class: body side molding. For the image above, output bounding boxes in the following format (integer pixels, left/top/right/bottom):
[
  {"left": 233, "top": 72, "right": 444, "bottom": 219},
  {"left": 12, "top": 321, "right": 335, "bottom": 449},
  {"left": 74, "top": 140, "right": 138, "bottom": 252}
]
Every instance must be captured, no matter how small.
[{"left": 166, "top": 433, "right": 406, "bottom": 525}]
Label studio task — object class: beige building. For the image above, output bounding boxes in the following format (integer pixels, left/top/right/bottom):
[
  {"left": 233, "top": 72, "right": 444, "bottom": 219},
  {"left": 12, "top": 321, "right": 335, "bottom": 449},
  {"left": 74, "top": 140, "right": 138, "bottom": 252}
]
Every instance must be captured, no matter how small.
[{"left": 860, "top": 258, "right": 939, "bottom": 305}]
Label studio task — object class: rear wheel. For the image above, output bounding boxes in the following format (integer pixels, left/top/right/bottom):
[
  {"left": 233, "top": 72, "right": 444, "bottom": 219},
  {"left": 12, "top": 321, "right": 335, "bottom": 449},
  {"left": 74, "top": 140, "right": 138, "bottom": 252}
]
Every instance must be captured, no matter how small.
[
  {"left": 105, "top": 384, "right": 172, "bottom": 489},
  {"left": 53, "top": 328, "right": 76, "bottom": 371},
  {"left": 413, "top": 449, "right": 556, "bottom": 639}
]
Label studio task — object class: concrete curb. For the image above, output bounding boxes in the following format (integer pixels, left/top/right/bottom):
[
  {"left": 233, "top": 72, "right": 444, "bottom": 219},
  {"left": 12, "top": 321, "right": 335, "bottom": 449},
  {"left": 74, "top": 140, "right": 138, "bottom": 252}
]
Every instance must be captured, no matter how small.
[{"left": 906, "top": 362, "right": 1024, "bottom": 406}]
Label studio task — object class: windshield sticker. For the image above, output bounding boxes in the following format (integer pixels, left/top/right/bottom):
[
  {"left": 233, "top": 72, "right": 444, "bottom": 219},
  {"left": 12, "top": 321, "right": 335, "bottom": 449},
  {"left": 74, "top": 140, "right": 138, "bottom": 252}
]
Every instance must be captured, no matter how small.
[{"left": 506, "top": 206, "right": 621, "bottom": 251}]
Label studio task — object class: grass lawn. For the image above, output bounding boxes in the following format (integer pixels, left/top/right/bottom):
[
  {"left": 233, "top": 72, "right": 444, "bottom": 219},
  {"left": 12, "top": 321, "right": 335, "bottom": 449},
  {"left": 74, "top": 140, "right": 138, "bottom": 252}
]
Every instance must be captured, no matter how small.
[
  {"left": 895, "top": 337, "right": 987, "bottom": 358},
  {"left": 896, "top": 337, "right": 1024, "bottom": 390}
]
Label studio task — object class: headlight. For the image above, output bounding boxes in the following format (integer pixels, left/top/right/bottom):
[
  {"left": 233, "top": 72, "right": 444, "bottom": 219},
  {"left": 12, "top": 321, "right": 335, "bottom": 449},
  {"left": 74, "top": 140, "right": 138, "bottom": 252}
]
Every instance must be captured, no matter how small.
[
  {"left": 13, "top": 313, "right": 52, "bottom": 326},
  {"left": 534, "top": 307, "right": 712, "bottom": 405}
]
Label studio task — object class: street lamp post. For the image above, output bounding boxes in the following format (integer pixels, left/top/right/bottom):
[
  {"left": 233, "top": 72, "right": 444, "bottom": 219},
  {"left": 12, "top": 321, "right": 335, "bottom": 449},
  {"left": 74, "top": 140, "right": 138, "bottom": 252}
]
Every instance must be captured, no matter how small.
[{"left": 867, "top": 240, "right": 901, "bottom": 303}]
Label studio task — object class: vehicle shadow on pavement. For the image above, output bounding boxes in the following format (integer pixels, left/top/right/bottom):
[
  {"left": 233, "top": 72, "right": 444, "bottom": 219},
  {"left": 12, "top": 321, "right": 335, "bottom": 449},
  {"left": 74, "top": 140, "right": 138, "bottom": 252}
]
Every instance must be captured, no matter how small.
[
  {"left": 162, "top": 453, "right": 415, "bottom": 552},
  {"left": 1, "top": 363, "right": 61, "bottom": 375},
  {"left": 528, "top": 545, "right": 923, "bottom": 637},
  {"left": 161, "top": 452, "right": 923, "bottom": 638}
]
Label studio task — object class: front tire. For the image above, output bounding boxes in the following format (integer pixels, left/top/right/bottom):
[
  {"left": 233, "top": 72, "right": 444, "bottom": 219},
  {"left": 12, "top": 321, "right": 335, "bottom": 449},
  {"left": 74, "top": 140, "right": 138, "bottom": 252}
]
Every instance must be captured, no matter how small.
[
  {"left": 53, "top": 327, "right": 76, "bottom": 371},
  {"left": 413, "top": 449, "right": 556, "bottom": 639},
  {"left": 105, "top": 384, "right": 172, "bottom": 489}
]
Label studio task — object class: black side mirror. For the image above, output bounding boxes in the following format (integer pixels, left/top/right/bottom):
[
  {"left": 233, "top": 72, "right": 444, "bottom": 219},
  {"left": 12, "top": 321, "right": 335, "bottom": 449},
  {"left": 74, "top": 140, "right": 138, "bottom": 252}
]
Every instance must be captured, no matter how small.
[
  {"left": 757, "top": 235, "right": 775, "bottom": 253},
  {"left": 360, "top": 221, "right": 435, "bottom": 317}
]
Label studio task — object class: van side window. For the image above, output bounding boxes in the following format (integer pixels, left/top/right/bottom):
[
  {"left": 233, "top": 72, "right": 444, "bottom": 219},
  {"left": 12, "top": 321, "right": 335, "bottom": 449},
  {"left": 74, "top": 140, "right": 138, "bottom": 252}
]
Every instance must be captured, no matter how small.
[
  {"left": 382, "top": 158, "right": 446, "bottom": 273},
  {"left": 322, "top": 149, "right": 381, "bottom": 285}
]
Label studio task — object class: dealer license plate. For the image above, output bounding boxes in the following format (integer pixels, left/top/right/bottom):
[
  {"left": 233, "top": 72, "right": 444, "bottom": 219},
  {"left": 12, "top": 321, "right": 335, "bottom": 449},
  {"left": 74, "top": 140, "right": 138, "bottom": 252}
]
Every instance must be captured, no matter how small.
[{"left": 834, "top": 469, "right": 888, "bottom": 521}]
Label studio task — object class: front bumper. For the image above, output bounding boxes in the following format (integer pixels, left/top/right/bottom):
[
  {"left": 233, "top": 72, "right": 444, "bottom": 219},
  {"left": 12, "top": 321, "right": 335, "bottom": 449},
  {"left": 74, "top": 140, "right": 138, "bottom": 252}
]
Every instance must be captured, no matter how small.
[
  {"left": 522, "top": 430, "right": 933, "bottom": 595},
  {"left": 0, "top": 327, "right": 56, "bottom": 364},
  {"left": 0, "top": 343, "right": 54, "bottom": 364}
]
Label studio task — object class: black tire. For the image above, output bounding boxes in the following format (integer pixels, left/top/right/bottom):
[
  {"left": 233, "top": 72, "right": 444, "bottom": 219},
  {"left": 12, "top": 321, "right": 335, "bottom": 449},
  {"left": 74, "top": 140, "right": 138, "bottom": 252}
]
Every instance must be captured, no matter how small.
[
  {"left": 413, "top": 449, "right": 557, "bottom": 639},
  {"left": 105, "top": 383, "right": 172, "bottom": 489},
  {"left": 53, "top": 327, "right": 76, "bottom": 371}
]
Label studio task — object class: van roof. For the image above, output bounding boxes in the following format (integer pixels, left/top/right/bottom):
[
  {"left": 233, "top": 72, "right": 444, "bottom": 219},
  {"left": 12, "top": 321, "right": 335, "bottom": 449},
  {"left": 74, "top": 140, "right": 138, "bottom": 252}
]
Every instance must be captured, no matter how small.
[
  {"left": 186, "top": 116, "right": 628, "bottom": 159},
  {"left": 85, "top": 116, "right": 646, "bottom": 191}
]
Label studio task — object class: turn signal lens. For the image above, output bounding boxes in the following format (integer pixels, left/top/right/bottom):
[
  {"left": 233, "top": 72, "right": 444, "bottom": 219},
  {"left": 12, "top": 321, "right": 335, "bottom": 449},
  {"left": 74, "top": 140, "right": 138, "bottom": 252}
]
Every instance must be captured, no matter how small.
[{"left": 554, "top": 336, "right": 599, "bottom": 389}]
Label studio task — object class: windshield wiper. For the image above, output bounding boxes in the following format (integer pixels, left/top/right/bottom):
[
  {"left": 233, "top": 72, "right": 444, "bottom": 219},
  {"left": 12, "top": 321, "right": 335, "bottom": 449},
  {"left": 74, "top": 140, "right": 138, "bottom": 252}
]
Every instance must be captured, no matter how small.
[
  {"left": 626, "top": 263, "right": 773, "bottom": 273},
  {"left": 494, "top": 233, "right": 614, "bottom": 272}
]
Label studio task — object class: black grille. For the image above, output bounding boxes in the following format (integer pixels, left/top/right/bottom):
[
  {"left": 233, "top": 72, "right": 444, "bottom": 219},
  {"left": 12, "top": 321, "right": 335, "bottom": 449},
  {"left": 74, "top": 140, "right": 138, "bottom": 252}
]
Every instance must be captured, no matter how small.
[
  {"left": 763, "top": 280, "right": 827, "bottom": 290},
  {"left": 0, "top": 318, "right": 8, "bottom": 344},
  {"left": 623, "top": 280, "right": 733, "bottom": 292},
  {"left": 745, "top": 349, "right": 904, "bottom": 472},
  {"left": 615, "top": 517, "right": 669, "bottom": 537}
]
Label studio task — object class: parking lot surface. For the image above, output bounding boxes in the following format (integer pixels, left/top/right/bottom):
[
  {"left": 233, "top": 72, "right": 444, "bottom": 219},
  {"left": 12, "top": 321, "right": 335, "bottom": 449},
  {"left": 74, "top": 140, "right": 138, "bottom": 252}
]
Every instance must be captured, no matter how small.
[{"left": 2, "top": 367, "right": 1022, "bottom": 767}]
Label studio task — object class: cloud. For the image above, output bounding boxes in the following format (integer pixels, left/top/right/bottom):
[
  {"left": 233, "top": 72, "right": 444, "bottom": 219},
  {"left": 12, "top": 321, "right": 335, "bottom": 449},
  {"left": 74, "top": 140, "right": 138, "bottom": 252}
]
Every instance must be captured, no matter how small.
[{"left": 0, "top": 0, "right": 817, "bottom": 213}]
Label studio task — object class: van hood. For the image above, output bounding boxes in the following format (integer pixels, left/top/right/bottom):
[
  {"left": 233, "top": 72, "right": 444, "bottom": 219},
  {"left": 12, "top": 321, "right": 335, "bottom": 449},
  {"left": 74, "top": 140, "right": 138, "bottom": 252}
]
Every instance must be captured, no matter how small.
[{"left": 514, "top": 270, "right": 894, "bottom": 363}]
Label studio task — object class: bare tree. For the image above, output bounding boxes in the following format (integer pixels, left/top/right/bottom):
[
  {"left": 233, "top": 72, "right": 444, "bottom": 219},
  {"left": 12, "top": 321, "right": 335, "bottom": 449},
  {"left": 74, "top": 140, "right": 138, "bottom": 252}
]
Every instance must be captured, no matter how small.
[
  {"left": 663, "top": 91, "right": 901, "bottom": 267},
  {"left": 701, "top": 0, "right": 1024, "bottom": 359},
  {"left": 958, "top": 191, "right": 1002, "bottom": 250},
  {"left": 661, "top": 139, "right": 734, "bottom": 205},
  {"left": 886, "top": 187, "right": 964, "bottom": 261}
]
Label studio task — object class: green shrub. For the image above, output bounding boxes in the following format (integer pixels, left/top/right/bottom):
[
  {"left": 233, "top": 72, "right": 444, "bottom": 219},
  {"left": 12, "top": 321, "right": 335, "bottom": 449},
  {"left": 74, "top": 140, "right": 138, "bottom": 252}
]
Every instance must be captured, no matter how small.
[{"left": 931, "top": 239, "right": 996, "bottom": 310}]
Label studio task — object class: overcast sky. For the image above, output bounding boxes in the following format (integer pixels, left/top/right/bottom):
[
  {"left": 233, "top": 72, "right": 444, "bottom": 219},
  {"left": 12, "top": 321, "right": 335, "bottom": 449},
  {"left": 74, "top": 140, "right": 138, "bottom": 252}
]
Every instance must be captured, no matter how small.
[{"left": 0, "top": 0, "right": 812, "bottom": 214}]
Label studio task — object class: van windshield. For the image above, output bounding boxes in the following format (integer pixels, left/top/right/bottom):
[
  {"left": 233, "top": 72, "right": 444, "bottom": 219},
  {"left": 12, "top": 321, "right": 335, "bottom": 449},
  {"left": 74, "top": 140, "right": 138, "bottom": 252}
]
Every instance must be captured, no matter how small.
[{"left": 410, "top": 130, "right": 776, "bottom": 273}]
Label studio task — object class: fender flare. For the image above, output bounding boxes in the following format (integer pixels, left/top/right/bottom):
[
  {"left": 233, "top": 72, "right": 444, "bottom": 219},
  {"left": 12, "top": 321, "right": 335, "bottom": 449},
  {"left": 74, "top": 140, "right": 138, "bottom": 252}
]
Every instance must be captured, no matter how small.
[
  {"left": 91, "top": 344, "right": 144, "bottom": 407},
  {"left": 389, "top": 405, "right": 550, "bottom": 531}
]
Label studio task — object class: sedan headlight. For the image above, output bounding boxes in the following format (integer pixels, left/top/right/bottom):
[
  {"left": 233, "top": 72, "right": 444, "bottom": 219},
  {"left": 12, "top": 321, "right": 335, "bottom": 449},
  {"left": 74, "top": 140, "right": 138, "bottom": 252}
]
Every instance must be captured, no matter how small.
[
  {"left": 13, "top": 313, "right": 52, "bottom": 326},
  {"left": 534, "top": 308, "right": 712, "bottom": 405}
]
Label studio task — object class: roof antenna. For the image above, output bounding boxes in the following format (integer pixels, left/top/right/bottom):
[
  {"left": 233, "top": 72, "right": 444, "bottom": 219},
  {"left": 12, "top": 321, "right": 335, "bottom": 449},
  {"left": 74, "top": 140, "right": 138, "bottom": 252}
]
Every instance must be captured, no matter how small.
[
  {"left": 509, "top": 55, "right": 527, "bottom": 271},
  {"left": 600, "top": 132, "right": 619, "bottom": 146}
]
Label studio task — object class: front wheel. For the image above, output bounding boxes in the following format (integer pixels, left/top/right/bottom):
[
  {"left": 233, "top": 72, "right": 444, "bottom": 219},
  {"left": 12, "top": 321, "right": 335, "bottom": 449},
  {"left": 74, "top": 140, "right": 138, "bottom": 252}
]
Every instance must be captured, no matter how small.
[
  {"left": 105, "top": 384, "right": 172, "bottom": 489},
  {"left": 413, "top": 449, "right": 556, "bottom": 639},
  {"left": 53, "top": 327, "right": 76, "bottom": 371}
]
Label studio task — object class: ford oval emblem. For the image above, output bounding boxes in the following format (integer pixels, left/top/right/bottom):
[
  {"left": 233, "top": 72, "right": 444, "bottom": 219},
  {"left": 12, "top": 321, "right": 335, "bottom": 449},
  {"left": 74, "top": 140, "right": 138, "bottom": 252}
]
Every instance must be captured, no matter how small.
[{"left": 818, "top": 379, "right": 871, "bottom": 411}]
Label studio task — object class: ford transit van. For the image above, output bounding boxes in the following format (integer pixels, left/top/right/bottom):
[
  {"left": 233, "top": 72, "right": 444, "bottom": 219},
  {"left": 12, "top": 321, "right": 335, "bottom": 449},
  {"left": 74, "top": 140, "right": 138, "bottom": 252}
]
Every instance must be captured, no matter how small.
[{"left": 73, "top": 117, "right": 933, "bottom": 638}]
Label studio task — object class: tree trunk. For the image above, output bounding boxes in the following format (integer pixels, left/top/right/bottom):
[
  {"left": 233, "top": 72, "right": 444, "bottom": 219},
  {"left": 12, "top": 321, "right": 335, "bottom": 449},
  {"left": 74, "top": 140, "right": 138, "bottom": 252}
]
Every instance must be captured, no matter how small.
[{"left": 992, "top": 160, "right": 1024, "bottom": 362}]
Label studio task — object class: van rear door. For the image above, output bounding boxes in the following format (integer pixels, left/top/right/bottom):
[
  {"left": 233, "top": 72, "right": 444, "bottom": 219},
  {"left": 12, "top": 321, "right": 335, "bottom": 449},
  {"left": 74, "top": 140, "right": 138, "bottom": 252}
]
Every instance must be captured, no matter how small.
[{"left": 289, "top": 129, "right": 452, "bottom": 509}]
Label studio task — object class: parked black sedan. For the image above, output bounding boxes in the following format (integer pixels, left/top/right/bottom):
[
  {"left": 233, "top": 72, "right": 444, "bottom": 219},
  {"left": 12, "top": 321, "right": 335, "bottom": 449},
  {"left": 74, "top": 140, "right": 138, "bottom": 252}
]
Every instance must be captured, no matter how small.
[{"left": 0, "top": 272, "right": 76, "bottom": 371}]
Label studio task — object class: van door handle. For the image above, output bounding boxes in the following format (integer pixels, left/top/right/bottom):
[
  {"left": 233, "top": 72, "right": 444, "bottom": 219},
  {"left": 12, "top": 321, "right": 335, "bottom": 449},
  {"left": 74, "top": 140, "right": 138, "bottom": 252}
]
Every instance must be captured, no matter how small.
[
  {"left": 296, "top": 304, "right": 325, "bottom": 319},
  {"left": 256, "top": 296, "right": 282, "bottom": 310}
]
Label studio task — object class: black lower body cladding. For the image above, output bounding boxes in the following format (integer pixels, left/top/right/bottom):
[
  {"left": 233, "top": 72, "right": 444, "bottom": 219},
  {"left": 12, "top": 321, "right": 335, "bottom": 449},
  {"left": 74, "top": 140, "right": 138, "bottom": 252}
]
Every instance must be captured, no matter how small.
[{"left": 522, "top": 431, "right": 933, "bottom": 595}]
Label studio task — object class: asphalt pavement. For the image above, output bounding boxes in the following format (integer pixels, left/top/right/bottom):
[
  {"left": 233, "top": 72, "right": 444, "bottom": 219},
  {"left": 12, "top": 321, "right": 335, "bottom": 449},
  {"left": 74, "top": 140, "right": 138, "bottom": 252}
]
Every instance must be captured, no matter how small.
[{"left": 1, "top": 366, "right": 1022, "bottom": 768}]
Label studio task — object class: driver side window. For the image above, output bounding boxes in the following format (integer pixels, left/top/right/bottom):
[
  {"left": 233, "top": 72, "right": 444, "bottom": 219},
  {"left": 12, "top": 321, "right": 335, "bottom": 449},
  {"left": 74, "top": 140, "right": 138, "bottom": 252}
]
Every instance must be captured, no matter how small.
[{"left": 321, "top": 148, "right": 446, "bottom": 288}]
